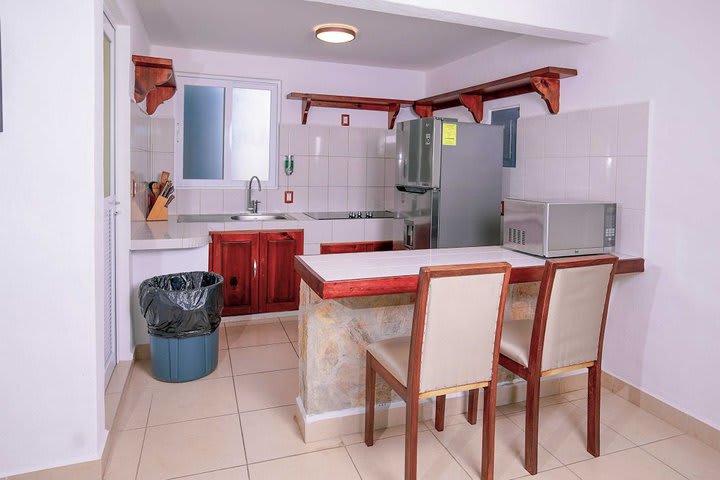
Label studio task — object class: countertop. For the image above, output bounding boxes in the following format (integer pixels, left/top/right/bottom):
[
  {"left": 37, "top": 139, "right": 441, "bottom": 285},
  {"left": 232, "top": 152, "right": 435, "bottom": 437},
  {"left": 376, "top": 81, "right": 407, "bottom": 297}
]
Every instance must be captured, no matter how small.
[
  {"left": 294, "top": 246, "right": 645, "bottom": 299},
  {"left": 130, "top": 213, "right": 403, "bottom": 251}
]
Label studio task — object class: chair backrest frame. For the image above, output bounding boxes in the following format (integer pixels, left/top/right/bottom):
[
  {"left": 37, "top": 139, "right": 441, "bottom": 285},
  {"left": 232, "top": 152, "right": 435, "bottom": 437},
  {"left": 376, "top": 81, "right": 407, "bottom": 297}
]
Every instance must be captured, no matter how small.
[
  {"left": 405, "top": 262, "right": 512, "bottom": 397},
  {"left": 528, "top": 255, "right": 619, "bottom": 375}
]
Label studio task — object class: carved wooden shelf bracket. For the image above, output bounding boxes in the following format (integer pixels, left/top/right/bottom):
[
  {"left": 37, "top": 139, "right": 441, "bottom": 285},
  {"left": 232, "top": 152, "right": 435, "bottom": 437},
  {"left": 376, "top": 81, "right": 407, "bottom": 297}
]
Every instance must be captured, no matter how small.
[
  {"left": 530, "top": 76, "right": 561, "bottom": 114},
  {"left": 459, "top": 94, "right": 484, "bottom": 123},
  {"left": 287, "top": 93, "right": 414, "bottom": 129},
  {"left": 413, "top": 104, "right": 433, "bottom": 118},
  {"left": 132, "top": 55, "right": 177, "bottom": 115}
]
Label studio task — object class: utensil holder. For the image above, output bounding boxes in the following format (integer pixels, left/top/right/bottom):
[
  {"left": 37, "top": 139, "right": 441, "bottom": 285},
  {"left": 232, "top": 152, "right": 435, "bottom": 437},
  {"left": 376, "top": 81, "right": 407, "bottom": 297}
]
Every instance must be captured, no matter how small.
[{"left": 147, "top": 194, "right": 169, "bottom": 221}]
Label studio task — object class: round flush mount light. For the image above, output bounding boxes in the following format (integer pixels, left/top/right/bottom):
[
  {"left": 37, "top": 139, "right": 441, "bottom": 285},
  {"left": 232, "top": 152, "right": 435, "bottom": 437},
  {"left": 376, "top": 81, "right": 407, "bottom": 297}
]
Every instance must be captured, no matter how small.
[{"left": 314, "top": 23, "right": 358, "bottom": 44}]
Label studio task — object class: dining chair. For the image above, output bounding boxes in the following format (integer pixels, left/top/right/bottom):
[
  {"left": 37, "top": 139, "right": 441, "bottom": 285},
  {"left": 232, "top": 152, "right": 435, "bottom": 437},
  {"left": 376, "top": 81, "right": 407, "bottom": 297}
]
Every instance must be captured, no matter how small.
[
  {"left": 365, "top": 262, "right": 512, "bottom": 480},
  {"left": 499, "top": 255, "right": 618, "bottom": 475}
]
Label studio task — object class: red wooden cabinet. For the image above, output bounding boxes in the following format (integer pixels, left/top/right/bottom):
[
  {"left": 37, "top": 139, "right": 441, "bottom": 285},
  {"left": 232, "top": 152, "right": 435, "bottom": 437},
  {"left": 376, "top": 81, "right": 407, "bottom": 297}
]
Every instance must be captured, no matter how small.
[
  {"left": 210, "top": 230, "right": 304, "bottom": 316},
  {"left": 320, "top": 240, "right": 394, "bottom": 254}
]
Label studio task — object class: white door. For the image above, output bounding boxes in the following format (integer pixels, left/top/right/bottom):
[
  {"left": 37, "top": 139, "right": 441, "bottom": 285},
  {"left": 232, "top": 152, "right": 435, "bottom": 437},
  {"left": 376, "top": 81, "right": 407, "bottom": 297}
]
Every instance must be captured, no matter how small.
[{"left": 103, "top": 14, "right": 117, "bottom": 387}]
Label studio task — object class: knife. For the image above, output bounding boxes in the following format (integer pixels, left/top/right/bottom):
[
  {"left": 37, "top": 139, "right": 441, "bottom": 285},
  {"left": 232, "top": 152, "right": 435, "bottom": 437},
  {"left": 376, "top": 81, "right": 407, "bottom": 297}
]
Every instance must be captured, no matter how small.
[{"left": 165, "top": 194, "right": 175, "bottom": 207}]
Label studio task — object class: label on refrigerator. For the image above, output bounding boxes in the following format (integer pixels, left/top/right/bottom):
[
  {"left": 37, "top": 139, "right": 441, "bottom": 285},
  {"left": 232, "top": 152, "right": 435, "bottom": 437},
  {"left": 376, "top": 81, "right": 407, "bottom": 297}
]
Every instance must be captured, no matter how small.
[{"left": 442, "top": 123, "right": 457, "bottom": 146}]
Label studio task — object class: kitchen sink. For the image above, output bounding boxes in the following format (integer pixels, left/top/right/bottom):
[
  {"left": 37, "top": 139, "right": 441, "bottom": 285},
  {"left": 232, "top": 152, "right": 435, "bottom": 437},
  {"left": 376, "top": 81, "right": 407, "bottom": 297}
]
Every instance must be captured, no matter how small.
[
  {"left": 177, "top": 213, "right": 291, "bottom": 223},
  {"left": 230, "top": 214, "right": 290, "bottom": 221}
]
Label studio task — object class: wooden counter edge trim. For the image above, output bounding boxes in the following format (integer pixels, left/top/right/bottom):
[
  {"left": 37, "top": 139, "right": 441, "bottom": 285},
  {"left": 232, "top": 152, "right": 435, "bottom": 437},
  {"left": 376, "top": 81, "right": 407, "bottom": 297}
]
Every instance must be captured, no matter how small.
[{"left": 295, "top": 257, "right": 644, "bottom": 300}]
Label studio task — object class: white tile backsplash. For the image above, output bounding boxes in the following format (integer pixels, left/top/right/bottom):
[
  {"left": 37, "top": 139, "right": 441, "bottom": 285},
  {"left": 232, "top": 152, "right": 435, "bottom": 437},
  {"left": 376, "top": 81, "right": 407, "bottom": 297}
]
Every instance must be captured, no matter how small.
[
  {"left": 365, "top": 187, "right": 385, "bottom": 211},
  {"left": 308, "top": 187, "right": 329, "bottom": 211},
  {"left": 542, "top": 157, "right": 566, "bottom": 199},
  {"left": 588, "top": 156, "right": 617, "bottom": 201},
  {"left": 348, "top": 128, "right": 368, "bottom": 157},
  {"left": 347, "top": 187, "right": 367, "bottom": 210},
  {"left": 366, "top": 129, "right": 386, "bottom": 158},
  {"left": 308, "top": 126, "right": 330, "bottom": 156},
  {"left": 328, "top": 187, "right": 348, "bottom": 211},
  {"left": 289, "top": 125, "right": 309, "bottom": 155},
  {"left": 328, "top": 156, "right": 349, "bottom": 187},
  {"left": 347, "top": 157, "right": 367, "bottom": 187},
  {"left": 199, "top": 189, "right": 223, "bottom": 214},
  {"left": 616, "top": 156, "right": 647, "bottom": 210},
  {"left": 328, "top": 127, "right": 349, "bottom": 156},
  {"left": 307, "top": 156, "right": 329, "bottom": 186},
  {"left": 515, "top": 102, "right": 649, "bottom": 255},
  {"left": 150, "top": 117, "right": 175, "bottom": 153},
  {"left": 564, "top": 157, "right": 590, "bottom": 201},
  {"left": 590, "top": 106, "right": 619, "bottom": 157},
  {"left": 177, "top": 189, "right": 201, "bottom": 215},
  {"left": 544, "top": 114, "right": 567, "bottom": 157},
  {"left": 266, "top": 188, "right": 287, "bottom": 213},
  {"left": 366, "top": 158, "right": 385, "bottom": 186},
  {"left": 223, "top": 189, "right": 246, "bottom": 214},
  {"left": 287, "top": 187, "right": 309, "bottom": 213},
  {"left": 566, "top": 110, "right": 591, "bottom": 157}
]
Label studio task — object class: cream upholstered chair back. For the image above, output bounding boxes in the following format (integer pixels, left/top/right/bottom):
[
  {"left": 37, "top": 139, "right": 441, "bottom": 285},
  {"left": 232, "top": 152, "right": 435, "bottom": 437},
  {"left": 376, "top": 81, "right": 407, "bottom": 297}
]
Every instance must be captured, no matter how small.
[
  {"left": 409, "top": 263, "right": 511, "bottom": 395},
  {"left": 538, "top": 257, "right": 618, "bottom": 372}
]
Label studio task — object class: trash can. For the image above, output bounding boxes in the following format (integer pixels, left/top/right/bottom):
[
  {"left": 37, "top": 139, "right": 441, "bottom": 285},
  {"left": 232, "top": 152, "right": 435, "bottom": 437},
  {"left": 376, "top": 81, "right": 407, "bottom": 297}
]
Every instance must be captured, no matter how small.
[{"left": 139, "top": 271, "right": 224, "bottom": 383}]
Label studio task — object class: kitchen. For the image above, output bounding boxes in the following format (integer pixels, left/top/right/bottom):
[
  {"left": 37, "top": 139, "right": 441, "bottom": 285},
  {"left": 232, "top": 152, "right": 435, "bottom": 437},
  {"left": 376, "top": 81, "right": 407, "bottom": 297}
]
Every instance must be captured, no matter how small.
[{"left": 1, "top": 1, "right": 719, "bottom": 480}]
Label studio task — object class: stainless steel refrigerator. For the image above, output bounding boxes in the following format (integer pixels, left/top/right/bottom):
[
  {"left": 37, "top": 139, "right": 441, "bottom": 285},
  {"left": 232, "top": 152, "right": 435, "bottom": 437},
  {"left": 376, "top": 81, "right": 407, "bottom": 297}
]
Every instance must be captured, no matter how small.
[{"left": 395, "top": 117, "right": 504, "bottom": 249}]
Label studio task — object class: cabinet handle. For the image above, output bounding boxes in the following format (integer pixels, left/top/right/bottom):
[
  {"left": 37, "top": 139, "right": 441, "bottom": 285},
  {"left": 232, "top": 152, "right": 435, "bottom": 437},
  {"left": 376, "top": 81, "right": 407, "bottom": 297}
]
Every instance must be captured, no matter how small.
[{"left": 253, "top": 259, "right": 257, "bottom": 278}]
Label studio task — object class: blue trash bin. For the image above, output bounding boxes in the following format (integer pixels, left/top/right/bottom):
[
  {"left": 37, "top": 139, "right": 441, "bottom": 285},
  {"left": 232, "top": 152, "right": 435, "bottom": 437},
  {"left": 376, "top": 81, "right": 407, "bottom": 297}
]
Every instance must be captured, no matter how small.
[{"left": 139, "top": 271, "right": 224, "bottom": 383}]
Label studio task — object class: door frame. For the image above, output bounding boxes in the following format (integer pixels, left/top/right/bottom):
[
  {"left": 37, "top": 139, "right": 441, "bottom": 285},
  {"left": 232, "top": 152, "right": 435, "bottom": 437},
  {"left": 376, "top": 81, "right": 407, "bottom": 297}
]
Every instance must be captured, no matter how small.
[{"left": 102, "top": 12, "right": 117, "bottom": 388}]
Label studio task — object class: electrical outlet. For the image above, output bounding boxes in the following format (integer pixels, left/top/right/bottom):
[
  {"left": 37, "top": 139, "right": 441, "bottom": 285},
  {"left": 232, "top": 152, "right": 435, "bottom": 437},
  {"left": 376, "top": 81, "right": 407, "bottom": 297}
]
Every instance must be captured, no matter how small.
[
  {"left": 284, "top": 191, "right": 294, "bottom": 203},
  {"left": 341, "top": 114, "right": 350, "bottom": 126}
]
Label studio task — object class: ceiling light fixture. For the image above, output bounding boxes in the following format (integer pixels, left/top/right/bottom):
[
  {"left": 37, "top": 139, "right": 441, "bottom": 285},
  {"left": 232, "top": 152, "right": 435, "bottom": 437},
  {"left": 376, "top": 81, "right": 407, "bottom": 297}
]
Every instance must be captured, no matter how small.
[{"left": 314, "top": 23, "right": 358, "bottom": 44}]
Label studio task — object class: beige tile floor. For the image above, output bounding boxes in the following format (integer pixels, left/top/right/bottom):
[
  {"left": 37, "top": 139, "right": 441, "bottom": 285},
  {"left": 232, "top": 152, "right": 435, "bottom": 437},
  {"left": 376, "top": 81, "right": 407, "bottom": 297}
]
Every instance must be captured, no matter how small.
[{"left": 104, "top": 316, "right": 720, "bottom": 480}]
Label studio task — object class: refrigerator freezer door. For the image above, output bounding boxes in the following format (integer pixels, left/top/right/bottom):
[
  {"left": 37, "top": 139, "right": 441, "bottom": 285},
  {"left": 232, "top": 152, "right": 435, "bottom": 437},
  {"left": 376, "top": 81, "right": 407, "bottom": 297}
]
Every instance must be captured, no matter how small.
[
  {"left": 396, "top": 118, "right": 441, "bottom": 188},
  {"left": 436, "top": 122, "right": 504, "bottom": 248}
]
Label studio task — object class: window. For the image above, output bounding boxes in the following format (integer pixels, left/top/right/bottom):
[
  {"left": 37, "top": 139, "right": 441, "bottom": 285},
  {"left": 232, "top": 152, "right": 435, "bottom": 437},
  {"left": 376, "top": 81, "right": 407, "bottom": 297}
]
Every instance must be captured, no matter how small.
[
  {"left": 175, "top": 74, "right": 280, "bottom": 187},
  {"left": 490, "top": 107, "right": 519, "bottom": 168}
]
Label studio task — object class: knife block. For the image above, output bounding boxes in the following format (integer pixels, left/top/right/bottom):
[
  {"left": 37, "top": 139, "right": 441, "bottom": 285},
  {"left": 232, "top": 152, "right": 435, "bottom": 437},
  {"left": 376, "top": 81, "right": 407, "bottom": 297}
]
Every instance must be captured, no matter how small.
[{"left": 146, "top": 195, "right": 169, "bottom": 221}]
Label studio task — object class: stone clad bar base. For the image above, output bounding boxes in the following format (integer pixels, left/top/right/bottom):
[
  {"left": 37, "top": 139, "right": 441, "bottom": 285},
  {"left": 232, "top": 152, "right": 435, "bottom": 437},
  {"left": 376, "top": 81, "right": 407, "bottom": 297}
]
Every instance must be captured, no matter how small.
[{"left": 295, "top": 280, "right": 720, "bottom": 452}]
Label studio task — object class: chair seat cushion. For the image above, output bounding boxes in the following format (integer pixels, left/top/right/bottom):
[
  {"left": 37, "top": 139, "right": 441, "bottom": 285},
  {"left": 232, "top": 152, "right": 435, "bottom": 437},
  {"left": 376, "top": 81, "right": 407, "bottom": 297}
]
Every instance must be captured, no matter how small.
[
  {"left": 500, "top": 320, "right": 533, "bottom": 368},
  {"left": 367, "top": 336, "right": 411, "bottom": 387}
]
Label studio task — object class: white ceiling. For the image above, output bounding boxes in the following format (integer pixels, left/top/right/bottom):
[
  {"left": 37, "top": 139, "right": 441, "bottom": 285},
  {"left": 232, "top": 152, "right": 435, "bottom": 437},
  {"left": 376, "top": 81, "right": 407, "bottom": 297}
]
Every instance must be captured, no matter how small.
[{"left": 135, "top": 0, "right": 521, "bottom": 70}]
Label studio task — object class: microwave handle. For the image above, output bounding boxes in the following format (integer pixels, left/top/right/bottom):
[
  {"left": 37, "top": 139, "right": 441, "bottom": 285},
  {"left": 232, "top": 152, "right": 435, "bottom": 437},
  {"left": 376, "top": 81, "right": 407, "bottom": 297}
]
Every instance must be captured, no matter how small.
[{"left": 404, "top": 222, "right": 414, "bottom": 249}]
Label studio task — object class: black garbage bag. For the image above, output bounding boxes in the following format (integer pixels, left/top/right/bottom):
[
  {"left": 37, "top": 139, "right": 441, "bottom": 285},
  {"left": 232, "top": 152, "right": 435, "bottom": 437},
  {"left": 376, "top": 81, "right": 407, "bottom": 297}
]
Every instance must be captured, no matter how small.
[{"left": 139, "top": 271, "right": 224, "bottom": 338}]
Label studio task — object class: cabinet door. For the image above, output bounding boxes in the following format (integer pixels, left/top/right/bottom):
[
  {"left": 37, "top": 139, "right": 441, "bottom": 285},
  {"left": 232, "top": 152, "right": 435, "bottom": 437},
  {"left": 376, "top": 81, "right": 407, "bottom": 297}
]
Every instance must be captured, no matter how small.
[
  {"left": 259, "top": 231, "right": 304, "bottom": 313},
  {"left": 210, "top": 232, "right": 259, "bottom": 316},
  {"left": 320, "top": 242, "right": 367, "bottom": 254}
]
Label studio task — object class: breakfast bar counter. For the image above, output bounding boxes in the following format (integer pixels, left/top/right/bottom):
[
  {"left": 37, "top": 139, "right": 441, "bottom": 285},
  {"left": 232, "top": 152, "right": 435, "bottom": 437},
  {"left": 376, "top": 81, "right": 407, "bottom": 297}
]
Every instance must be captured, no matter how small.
[{"left": 293, "top": 247, "right": 644, "bottom": 441}]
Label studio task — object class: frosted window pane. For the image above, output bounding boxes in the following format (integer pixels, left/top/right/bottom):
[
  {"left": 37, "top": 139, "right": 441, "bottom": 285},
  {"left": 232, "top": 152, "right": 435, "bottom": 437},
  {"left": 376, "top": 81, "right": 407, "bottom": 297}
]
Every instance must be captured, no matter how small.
[
  {"left": 230, "top": 88, "right": 271, "bottom": 181},
  {"left": 183, "top": 85, "right": 225, "bottom": 179}
]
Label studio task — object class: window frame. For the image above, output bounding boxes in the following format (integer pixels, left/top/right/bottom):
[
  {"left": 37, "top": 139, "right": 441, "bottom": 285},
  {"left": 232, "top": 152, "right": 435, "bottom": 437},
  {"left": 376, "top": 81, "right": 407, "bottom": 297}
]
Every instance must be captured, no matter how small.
[{"left": 174, "top": 72, "right": 281, "bottom": 188}]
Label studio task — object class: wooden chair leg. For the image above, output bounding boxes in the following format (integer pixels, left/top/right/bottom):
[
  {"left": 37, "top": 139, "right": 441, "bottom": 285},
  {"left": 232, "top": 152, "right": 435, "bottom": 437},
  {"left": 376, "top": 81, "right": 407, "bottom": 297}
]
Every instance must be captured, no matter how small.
[
  {"left": 435, "top": 395, "right": 446, "bottom": 431},
  {"left": 364, "top": 356, "right": 376, "bottom": 447},
  {"left": 524, "top": 375, "right": 540, "bottom": 475},
  {"left": 404, "top": 398, "right": 420, "bottom": 480},
  {"left": 468, "top": 388, "right": 480, "bottom": 425},
  {"left": 481, "top": 384, "right": 497, "bottom": 480},
  {"left": 587, "top": 363, "right": 601, "bottom": 456}
]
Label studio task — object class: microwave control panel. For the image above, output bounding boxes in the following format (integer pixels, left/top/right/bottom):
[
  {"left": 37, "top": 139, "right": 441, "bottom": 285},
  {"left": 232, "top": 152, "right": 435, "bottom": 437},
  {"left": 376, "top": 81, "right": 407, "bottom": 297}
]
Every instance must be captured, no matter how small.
[{"left": 604, "top": 204, "right": 617, "bottom": 248}]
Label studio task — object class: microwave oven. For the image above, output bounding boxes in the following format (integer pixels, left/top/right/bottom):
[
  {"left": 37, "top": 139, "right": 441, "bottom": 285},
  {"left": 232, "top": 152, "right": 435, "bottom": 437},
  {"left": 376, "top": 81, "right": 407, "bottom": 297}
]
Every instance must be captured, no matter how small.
[{"left": 503, "top": 199, "right": 616, "bottom": 257}]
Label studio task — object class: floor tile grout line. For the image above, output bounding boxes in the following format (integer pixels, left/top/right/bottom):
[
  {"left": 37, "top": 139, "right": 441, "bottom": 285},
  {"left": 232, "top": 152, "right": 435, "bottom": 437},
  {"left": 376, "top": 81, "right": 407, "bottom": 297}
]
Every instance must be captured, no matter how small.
[
  {"left": 133, "top": 395, "right": 154, "bottom": 480},
  {"left": 231, "top": 366, "right": 299, "bottom": 377},
  {"left": 244, "top": 444, "right": 345, "bottom": 466},
  {"left": 564, "top": 445, "right": 692, "bottom": 480},
  {"left": 165, "top": 464, "right": 247, "bottom": 480},
  {"left": 343, "top": 445, "right": 365, "bottom": 479},
  {"left": 145, "top": 412, "right": 242, "bottom": 430},
  {"left": 638, "top": 434, "right": 694, "bottom": 480},
  {"left": 227, "top": 339, "right": 292, "bottom": 350},
  {"left": 425, "top": 421, "right": 475, "bottom": 479},
  {"left": 230, "top": 363, "right": 250, "bottom": 469}
]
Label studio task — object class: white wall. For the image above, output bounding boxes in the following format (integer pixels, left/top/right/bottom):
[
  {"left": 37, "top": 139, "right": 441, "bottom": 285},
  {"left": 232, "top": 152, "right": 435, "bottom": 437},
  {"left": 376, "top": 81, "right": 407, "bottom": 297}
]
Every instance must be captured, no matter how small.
[
  {"left": 0, "top": 0, "right": 105, "bottom": 476},
  {"left": 150, "top": 45, "right": 425, "bottom": 127},
  {"left": 426, "top": 0, "right": 720, "bottom": 429}
]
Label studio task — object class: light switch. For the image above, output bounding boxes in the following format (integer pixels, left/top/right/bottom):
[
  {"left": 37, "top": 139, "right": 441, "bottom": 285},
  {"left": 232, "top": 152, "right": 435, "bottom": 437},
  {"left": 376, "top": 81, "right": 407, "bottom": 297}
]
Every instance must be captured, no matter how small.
[
  {"left": 284, "top": 191, "right": 294, "bottom": 203},
  {"left": 341, "top": 114, "right": 350, "bottom": 126}
]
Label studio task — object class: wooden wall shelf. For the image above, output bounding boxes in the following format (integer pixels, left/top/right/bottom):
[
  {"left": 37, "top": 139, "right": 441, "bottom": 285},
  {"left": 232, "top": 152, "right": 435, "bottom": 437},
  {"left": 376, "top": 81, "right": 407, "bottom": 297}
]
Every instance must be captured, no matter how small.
[
  {"left": 414, "top": 67, "right": 577, "bottom": 122},
  {"left": 287, "top": 67, "right": 576, "bottom": 128},
  {"left": 132, "top": 55, "right": 177, "bottom": 115},
  {"left": 286, "top": 93, "right": 414, "bottom": 129}
]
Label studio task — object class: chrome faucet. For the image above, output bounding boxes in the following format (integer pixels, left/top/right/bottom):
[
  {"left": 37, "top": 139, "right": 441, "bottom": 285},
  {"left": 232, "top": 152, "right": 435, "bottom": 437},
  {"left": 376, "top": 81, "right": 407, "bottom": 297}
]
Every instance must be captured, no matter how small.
[{"left": 247, "top": 176, "right": 262, "bottom": 214}]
